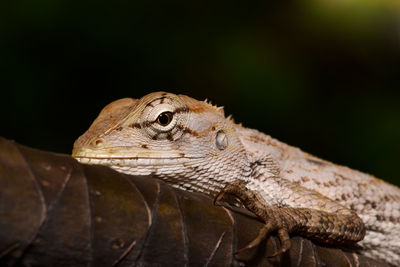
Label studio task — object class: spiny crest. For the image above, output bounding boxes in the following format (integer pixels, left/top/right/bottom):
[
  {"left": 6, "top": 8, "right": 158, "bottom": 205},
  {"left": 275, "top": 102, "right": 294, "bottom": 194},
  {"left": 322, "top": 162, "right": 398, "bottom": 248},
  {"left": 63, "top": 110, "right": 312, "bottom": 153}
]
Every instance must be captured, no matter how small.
[
  {"left": 226, "top": 114, "right": 236, "bottom": 124},
  {"left": 203, "top": 98, "right": 225, "bottom": 116},
  {"left": 202, "top": 98, "right": 236, "bottom": 123}
]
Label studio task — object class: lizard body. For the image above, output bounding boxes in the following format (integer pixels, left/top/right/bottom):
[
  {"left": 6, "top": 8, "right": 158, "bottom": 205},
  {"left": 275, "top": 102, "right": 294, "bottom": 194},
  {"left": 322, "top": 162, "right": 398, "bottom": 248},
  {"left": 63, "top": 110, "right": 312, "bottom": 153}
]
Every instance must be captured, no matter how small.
[{"left": 72, "top": 92, "right": 400, "bottom": 265}]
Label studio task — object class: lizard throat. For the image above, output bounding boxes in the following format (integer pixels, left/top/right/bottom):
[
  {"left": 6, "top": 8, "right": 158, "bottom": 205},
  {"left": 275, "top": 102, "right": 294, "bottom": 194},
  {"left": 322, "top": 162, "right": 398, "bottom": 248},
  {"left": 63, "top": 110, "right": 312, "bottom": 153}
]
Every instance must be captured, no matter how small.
[{"left": 74, "top": 155, "right": 230, "bottom": 195}]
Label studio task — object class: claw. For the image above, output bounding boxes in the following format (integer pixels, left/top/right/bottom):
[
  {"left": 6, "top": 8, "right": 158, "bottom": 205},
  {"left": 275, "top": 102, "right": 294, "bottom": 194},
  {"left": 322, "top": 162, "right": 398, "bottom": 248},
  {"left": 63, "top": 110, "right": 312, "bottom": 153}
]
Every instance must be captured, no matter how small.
[{"left": 214, "top": 190, "right": 225, "bottom": 206}]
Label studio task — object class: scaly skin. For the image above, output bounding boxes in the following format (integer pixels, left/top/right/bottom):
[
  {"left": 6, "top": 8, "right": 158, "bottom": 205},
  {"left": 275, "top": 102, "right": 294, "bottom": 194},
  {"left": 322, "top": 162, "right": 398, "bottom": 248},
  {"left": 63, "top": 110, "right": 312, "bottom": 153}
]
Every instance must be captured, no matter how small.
[{"left": 72, "top": 92, "right": 400, "bottom": 265}]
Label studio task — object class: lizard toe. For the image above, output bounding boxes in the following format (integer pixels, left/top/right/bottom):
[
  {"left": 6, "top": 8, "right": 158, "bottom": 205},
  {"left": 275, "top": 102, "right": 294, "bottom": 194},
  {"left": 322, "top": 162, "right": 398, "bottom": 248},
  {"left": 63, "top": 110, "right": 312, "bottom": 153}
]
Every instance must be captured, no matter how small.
[
  {"left": 268, "top": 228, "right": 291, "bottom": 257},
  {"left": 235, "top": 220, "right": 275, "bottom": 255},
  {"left": 213, "top": 190, "right": 225, "bottom": 206}
]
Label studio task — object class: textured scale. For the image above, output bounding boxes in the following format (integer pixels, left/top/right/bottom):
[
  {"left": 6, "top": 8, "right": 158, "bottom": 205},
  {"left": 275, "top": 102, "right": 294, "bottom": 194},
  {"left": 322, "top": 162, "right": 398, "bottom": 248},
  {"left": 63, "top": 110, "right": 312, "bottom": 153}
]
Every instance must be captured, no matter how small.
[
  {"left": 236, "top": 126, "right": 400, "bottom": 262},
  {"left": 72, "top": 92, "right": 400, "bottom": 266}
]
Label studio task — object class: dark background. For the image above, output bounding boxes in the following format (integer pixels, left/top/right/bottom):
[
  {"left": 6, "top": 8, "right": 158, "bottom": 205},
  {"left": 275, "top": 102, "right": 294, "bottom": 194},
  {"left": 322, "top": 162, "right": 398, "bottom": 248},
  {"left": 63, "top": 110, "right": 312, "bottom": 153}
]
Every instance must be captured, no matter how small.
[{"left": 1, "top": 1, "right": 399, "bottom": 185}]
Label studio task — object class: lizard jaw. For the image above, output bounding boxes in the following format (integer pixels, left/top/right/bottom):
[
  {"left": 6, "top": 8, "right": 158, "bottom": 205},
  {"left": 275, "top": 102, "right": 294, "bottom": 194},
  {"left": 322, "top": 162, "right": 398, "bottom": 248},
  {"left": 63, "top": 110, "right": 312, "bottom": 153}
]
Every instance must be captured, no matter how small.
[
  {"left": 74, "top": 156, "right": 194, "bottom": 167},
  {"left": 72, "top": 147, "right": 204, "bottom": 173},
  {"left": 73, "top": 154, "right": 205, "bottom": 177},
  {"left": 72, "top": 146, "right": 201, "bottom": 160}
]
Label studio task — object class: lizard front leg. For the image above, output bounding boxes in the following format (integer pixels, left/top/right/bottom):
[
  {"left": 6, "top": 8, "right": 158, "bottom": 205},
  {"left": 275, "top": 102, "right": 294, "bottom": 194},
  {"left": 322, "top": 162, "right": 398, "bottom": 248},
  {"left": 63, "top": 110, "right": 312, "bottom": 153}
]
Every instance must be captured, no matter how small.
[
  {"left": 215, "top": 172, "right": 366, "bottom": 256},
  {"left": 215, "top": 182, "right": 293, "bottom": 256}
]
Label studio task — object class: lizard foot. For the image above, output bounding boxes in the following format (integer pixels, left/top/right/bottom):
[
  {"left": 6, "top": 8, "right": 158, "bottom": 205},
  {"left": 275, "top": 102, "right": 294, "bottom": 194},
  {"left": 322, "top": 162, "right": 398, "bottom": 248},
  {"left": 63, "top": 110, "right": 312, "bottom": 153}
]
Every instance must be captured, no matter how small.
[{"left": 215, "top": 183, "right": 292, "bottom": 257}]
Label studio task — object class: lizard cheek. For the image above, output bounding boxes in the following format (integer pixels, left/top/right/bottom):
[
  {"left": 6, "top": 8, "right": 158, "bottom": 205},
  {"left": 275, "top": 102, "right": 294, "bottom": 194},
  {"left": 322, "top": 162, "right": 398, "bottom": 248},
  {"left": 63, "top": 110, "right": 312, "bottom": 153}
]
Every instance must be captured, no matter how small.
[{"left": 216, "top": 130, "right": 228, "bottom": 150}]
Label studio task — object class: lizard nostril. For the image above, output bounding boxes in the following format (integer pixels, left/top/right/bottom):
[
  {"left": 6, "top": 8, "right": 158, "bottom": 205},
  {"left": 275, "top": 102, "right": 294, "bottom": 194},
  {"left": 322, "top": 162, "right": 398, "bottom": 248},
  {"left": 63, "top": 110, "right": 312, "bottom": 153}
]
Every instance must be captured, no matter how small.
[
  {"left": 216, "top": 130, "right": 228, "bottom": 150},
  {"left": 93, "top": 138, "right": 104, "bottom": 148}
]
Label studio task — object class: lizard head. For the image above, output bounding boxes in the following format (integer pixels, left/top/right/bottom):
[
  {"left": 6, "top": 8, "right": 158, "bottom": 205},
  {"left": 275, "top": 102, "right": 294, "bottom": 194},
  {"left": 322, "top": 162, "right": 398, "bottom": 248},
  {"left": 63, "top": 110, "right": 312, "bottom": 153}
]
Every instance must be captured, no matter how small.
[{"left": 72, "top": 92, "right": 251, "bottom": 194}]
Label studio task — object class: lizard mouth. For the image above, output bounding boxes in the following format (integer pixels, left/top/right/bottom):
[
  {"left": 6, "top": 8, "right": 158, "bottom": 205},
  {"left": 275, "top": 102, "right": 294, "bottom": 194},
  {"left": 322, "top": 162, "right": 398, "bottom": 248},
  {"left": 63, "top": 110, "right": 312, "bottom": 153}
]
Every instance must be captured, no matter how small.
[
  {"left": 72, "top": 147, "right": 204, "bottom": 167},
  {"left": 72, "top": 147, "right": 206, "bottom": 177}
]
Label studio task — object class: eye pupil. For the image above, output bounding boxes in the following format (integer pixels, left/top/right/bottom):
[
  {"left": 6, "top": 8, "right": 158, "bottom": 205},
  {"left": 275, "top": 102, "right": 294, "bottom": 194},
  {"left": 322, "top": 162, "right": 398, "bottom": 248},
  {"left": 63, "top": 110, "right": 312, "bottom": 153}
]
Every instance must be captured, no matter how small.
[{"left": 157, "top": 112, "right": 173, "bottom": 126}]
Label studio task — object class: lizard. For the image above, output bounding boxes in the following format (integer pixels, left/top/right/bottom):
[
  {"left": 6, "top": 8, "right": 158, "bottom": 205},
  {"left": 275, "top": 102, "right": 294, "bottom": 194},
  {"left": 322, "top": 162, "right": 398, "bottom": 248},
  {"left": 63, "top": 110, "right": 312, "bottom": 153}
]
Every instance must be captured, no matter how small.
[{"left": 72, "top": 92, "right": 400, "bottom": 266}]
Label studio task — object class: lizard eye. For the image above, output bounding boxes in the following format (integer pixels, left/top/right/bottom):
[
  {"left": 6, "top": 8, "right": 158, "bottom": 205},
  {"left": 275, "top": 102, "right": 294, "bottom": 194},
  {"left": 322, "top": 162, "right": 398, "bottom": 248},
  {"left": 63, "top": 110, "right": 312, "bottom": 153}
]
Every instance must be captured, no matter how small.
[
  {"left": 139, "top": 94, "right": 189, "bottom": 140},
  {"left": 156, "top": 112, "right": 173, "bottom": 126}
]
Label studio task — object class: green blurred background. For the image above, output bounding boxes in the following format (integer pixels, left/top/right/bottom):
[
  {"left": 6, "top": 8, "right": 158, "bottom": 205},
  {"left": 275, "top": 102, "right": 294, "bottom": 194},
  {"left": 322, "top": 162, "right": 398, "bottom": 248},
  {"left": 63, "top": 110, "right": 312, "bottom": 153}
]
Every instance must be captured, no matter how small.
[{"left": 1, "top": 1, "right": 399, "bottom": 185}]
